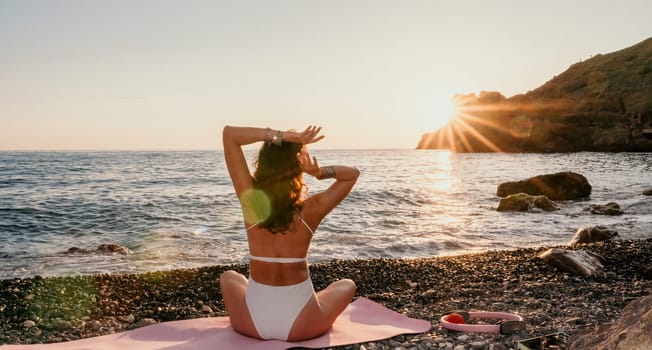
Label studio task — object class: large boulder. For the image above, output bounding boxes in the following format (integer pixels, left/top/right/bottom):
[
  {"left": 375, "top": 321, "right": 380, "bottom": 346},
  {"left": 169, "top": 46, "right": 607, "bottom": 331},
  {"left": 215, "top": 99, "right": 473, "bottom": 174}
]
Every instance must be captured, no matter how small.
[
  {"left": 538, "top": 248, "right": 604, "bottom": 276},
  {"left": 497, "top": 193, "right": 559, "bottom": 212},
  {"left": 567, "top": 295, "right": 652, "bottom": 349},
  {"left": 569, "top": 226, "right": 619, "bottom": 246},
  {"left": 497, "top": 171, "right": 591, "bottom": 200}
]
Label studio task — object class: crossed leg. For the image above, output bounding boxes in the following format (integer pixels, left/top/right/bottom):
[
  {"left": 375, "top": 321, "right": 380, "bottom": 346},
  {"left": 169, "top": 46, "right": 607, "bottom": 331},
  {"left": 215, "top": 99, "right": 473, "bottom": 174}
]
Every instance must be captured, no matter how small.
[
  {"left": 221, "top": 271, "right": 356, "bottom": 342},
  {"left": 287, "top": 278, "right": 357, "bottom": 341},
  {"left": 219, "top": 270, "right": 260, "bottom": 339}
]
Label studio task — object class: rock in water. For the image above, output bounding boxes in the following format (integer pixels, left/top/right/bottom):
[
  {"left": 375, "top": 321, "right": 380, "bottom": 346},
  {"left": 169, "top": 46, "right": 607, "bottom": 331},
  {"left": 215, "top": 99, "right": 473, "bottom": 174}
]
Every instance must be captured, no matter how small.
[
  {"left": 65, "top": 247, "right": 93, "bottom": 254},
  {"left": 97, "top": 244, "right": 133, "bottom": 255},
  {"left": 538, "top": 248, "right": 603, "bottom": 276},
  {"left": 569, "top": 226, "right": 619, "bottom": 246},
  {"left": 496, "top": 171, "right": 591, "bottom": 200},
  {"left": 567, "top": 295, "right": 652, "bottom": 349},
  {"left": 497, "top": 193, "right": 559, "bottom": 212},
  {"left": 589, "top": 202, "right": 624, "bottom": 215}
]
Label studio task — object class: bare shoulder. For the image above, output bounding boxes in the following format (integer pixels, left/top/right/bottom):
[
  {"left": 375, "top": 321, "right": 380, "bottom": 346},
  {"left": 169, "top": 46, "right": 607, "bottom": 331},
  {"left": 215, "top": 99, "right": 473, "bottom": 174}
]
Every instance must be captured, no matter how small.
[{"left": 300, "top": 196, "right": 321, "bottom": 222}]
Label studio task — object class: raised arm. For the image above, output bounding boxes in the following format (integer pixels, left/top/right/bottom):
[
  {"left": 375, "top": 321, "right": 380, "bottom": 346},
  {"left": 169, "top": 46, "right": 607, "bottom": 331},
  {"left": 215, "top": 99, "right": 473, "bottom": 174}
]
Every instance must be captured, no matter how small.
[
  {"left": 222, "top": 126, "right": 264, "bottom": 196},
  {"left": 297, "top": 150, "right": 359, "bottom": 222},
  {"left": 222, "top": 125, "right": 325, "bottom": 196}
]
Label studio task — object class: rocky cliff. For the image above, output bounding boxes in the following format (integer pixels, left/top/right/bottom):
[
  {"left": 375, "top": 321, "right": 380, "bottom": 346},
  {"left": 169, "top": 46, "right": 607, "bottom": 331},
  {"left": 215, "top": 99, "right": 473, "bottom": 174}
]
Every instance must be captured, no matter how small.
[{"left": 417, "top": 37, "right": 652, "bottom": 152}]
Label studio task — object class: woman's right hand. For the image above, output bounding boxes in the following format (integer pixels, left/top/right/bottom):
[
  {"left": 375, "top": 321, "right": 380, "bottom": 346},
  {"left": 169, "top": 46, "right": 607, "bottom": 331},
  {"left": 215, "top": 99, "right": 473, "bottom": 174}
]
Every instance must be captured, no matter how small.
[
  {"left": 296, "top": 149, "right": 322, "bottom": 178},
  {"left": 285, "top": 126, "right": 325, "bottom": 145}
]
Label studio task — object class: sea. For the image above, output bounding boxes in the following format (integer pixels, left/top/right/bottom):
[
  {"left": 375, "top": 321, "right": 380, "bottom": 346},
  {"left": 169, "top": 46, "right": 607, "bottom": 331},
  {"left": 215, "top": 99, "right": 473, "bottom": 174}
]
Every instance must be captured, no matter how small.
[{"left": 1, "top": 150, "right": 651, "bottom": 280}]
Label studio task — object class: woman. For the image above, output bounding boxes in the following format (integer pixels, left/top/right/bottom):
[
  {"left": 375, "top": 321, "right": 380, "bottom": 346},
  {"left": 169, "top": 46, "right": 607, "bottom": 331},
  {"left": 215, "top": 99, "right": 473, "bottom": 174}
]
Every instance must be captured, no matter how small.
[{"left": 220, "top": 125, "right": 359, "bottom": 341}]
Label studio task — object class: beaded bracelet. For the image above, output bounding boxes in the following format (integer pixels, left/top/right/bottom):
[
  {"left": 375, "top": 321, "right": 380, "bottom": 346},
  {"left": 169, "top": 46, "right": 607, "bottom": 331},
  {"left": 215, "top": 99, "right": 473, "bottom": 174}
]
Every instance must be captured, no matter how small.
[
  {"left": 264, "top": 128, "right": 283, "bottom": 146},
  {"left": 317, "top": 166, "right": 336, "bottom": 180},
  {"left": 273, "top": 130, "right": 283, "bottom": 146}
]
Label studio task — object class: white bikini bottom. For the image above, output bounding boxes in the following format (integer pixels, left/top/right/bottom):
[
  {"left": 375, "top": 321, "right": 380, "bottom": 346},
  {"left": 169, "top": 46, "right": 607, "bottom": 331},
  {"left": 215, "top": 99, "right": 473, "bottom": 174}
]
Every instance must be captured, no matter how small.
[{"left": 245, "top": 276, "right": 315, "bottom": 340}]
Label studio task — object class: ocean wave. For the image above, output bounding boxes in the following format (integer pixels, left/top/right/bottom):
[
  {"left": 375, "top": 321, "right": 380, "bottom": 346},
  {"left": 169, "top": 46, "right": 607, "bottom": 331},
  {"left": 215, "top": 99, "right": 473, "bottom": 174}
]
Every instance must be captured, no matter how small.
[
  {"left": 142, "top": 213, "right": 185, "bottom": 222},
  {"left": 2, "top": 150, "right": 651, "bottom": 279},
  {"left": 0, "top": 178, "right": 40, "bottom": 187},
  {"left": 0, "top": 206, "right": 67, "bottom": 217},
  {"left": 349, "top": 188, "right": 425, "bottom": 207}
]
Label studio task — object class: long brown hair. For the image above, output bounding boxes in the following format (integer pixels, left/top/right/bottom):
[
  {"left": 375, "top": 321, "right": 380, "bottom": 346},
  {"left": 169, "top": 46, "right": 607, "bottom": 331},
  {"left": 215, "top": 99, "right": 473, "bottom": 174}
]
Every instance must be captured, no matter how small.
[{"left": 252, "top": 142, "right": 304, "bottom": 233}]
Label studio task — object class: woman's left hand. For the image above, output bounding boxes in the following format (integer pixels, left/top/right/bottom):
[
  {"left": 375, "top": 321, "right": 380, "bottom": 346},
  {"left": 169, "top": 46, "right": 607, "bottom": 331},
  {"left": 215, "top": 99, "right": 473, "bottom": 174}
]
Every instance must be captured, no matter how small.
[{"left": 285, "top": 125, "right": 325, "bottom": 145}]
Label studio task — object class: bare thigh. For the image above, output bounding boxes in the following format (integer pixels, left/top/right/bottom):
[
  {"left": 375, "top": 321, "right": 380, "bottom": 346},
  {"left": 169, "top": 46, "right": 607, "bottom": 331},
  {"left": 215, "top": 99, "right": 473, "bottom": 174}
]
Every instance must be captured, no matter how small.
[
  {"left": 287, "top": 278, "right": 357, "bottom": 341},
  {"left": 219, "top": 270, "right": 260, "bottom": 339}
]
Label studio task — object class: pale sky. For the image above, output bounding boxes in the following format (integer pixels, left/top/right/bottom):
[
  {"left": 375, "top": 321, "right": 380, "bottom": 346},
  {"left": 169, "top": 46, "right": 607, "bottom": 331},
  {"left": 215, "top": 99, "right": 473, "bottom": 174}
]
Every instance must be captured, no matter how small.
[{"left": 1, "top": 0, "right": 651, "bottom": 150}]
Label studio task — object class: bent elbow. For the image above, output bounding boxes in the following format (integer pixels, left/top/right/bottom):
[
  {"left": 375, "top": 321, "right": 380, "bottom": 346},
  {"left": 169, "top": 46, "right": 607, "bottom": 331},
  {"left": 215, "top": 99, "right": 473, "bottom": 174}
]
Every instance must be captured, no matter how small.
[
  {"left": 348, "top": 167, "right": 360, "bottom": 182},
  {"left": 353, "top": 167, "right": 360, "bottom": 179},
  {"left": 222, "top": 125, "right": 235, "bottom": 144},
  {"left": 222, "top": 125, "right": 232, "bottom": 137}
]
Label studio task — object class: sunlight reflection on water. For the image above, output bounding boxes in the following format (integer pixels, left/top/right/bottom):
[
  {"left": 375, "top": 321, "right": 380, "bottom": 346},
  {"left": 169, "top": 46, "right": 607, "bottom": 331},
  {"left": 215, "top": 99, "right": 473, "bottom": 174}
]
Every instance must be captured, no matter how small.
[{"left": 0, "top": 150, "right": 650, "bottom": 278}]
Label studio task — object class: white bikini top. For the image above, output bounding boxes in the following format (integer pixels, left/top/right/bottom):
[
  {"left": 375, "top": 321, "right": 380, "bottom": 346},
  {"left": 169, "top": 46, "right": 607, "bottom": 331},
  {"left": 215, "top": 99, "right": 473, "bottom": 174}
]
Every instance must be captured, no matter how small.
[
  {"left": 247, "top": 215, "right": 314, "bottom": 264},
  {"left": 249, "top": 255, "right": 307, "bottom": 263}
]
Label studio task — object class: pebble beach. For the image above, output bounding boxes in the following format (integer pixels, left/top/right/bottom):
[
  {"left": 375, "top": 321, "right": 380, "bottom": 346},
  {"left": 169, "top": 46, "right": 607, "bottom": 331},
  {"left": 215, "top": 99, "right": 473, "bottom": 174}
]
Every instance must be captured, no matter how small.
[{"left": 1, "top": 238, "right": 650, "bottom": 349}]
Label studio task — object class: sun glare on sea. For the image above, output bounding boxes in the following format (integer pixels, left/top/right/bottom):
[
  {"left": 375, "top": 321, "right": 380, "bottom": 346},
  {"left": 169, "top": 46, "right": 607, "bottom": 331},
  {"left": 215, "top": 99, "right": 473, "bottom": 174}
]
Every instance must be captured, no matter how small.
[{"left": 427, "top": 150, "right": 456, "bottom": 192}]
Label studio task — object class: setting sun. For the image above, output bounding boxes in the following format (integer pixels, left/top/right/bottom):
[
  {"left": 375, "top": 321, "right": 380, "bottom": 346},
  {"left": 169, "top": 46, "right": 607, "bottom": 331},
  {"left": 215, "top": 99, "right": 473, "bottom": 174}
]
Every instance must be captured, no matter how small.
[{"left": 427, "top": 97, "right": 460, "bottom": 131}]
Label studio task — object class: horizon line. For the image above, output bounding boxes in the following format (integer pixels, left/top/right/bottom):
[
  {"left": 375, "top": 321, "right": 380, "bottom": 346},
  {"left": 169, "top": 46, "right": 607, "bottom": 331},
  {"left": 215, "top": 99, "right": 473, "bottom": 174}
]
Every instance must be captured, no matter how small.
[{"left": 0, "top": 147, "right": 422, "bottom": 152}]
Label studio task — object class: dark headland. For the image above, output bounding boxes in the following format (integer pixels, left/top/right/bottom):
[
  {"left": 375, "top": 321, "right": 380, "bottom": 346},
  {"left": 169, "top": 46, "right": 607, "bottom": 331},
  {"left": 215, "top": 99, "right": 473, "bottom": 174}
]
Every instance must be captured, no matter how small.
[{"left": 417, "top": 37, "right": 652, "bottom": 152}]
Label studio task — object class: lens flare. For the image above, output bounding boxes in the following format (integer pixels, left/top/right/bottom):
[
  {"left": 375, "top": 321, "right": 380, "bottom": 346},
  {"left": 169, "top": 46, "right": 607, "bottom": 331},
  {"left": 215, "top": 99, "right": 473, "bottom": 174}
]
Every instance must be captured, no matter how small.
[
  {"left": 239, "top": 188, "right": 271, "bottom": 223},
  {"left": 192, "top": 226, "right": 208, "bottom": 236},
  {"left": 510, "top": 115, "right": 533, "bottom": 138}
]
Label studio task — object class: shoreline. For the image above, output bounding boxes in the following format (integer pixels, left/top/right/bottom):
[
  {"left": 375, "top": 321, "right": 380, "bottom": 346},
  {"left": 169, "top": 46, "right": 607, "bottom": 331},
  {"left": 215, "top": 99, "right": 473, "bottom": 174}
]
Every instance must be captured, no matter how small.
[{"left": 1, "top": 238, "right": 651, "bottom": 348}]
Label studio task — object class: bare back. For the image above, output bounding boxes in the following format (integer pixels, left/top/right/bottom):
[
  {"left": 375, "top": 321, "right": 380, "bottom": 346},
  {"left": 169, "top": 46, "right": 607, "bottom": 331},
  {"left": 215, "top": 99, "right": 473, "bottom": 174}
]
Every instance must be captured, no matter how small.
[{"left": 246, "top": 209, "right": 316, "bottom": 286}]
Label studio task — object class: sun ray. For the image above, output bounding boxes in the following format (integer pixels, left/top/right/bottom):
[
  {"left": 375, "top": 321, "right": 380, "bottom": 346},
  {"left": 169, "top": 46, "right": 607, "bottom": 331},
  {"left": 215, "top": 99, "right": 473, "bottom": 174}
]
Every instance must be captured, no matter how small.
[
  {"left": 422, "top": 95, "right": 577, "bottom": 152},
  {"left": 449, "top": 119, "right": 473, "bottom": 152},
  {"left": 445, "top": 123, "right": 461, "bottom": 152},
  {"left": 458, "top": 97, "right": 573, "bottom": 113},
  {"left": 451, "top": 116, "right": 504, "bottom": 152},
  {"left": 456, "top": 110, "right": 507, "bottom": 130},
  {"left": 423, "top": 89, "right": 633, "bottom": 152}
]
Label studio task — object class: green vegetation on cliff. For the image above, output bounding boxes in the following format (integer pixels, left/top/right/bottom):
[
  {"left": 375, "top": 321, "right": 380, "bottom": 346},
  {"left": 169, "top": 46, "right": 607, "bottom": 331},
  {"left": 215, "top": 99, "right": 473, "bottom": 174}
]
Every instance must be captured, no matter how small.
[{"left": 418, "top": 37, "right": 652, "bottom": 152}]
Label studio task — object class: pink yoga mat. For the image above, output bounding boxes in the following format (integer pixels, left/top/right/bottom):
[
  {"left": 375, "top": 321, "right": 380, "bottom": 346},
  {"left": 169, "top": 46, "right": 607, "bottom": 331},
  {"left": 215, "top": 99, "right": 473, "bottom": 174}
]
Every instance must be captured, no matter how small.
[{"left": 3, "top": 297, "right": 431, "bottom": 350}]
